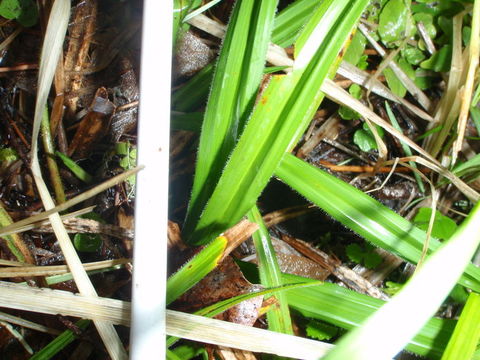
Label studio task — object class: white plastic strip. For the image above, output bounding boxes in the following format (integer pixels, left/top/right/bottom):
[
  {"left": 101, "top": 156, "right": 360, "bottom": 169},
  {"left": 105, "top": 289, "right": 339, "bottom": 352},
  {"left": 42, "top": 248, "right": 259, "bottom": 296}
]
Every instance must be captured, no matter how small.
[{"left": 130, "top": 0, "right": 171, "bottom": 358}]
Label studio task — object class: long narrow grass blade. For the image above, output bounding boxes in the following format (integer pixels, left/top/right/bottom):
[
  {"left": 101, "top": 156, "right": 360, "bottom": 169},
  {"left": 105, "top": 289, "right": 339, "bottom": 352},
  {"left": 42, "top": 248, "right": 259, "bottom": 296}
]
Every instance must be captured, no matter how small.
[
  {"left": 167, "top": 281, "right": 320, "bottom": 349},
  {"left": 0, "top": 259, "right": 129, "bottom": 278},
  {"left": 29, "top": 1, "right": 126, "bottom": 358},
  {"left": 184, "top": 0, "right": 279, "bottom": 236},
  {"left": 323, "top": 202, "right": 480, "bottom": 360},
  {"left": 188, "top": 0, "right": 369, "bottom": 245},
  {"left": 41, "top": 106, "right": 66, "bottom": 202},
  {"left": 0, "top": 201, "right": 34, "bottom": 263},
  {"left": 424, "top": 12, "right": 464, "bottom": 157},
  {"left": 0, "top": 166, "right": 142, "bottom": 238},
  {"left": 0, "top": 311, "right": 59, "bottom": 335},
  {"left": 0, "top": 280, "right": 131, "bottom": 326},
  {"left": 183, "top": 0, "right": 224, "bottom": 22},
  {"left": 442, "top": 292, "right": 480, "bottom": 360},
  {"left": 276, "top": 153, "right": 480, "bottom": 291},
  {"left": 281, "top": 273, "right": 454, "bottom": 358},
  {"left": 166, "top": 236, "right": 227, "bottom": 305},
  {"left": 166, "top": 310, "right": 332, "bottom": 359},
  {"left": 171, "top": 63, "right": 213, "bottom": 112},
  {"left": 184, "top": 11, "right": 432, "bottom": 122},
  {"left": 0, "top": 276, "right": 449, "bottom": 358},
  {"left": 0, "top": 280, "right": 332, "bottom": 358},
  {"left": 30, "top": 320, "right": 90, "bottom": 360},
  {"left": 271, "top": 0, "right": 319, "bottom": 48},
  {"left": 385, "top": 101, "right": 425, "bottom": 192},
  {"left": 247, "top": 206, "right": 293, "bottom": 334},
  {"left": 452, "top": 0, "right": 480, "bottom": 164}
]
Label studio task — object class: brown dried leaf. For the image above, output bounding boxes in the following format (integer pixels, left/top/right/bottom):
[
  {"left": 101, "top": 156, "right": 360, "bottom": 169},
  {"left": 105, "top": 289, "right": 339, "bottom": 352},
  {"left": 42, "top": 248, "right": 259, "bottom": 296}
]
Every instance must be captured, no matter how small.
[
  {"left": 177, "top": 257, "right": 263, "bottom": 327},
  {"left": 174, "top": 31, "right": 214, "bottom": 79},
  {"left": 64, "top": 0, "right": 98, "bottom": 114},
  {"left": 67, "top": 87, "right": 115, "bottom": 158}
]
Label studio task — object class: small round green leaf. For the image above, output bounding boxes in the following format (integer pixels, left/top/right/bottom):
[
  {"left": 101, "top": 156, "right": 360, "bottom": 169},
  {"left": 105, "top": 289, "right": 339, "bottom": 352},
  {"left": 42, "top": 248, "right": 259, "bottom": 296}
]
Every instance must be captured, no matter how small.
[
  {"left": 413, "top": 207, "right": 458, "bottom": 240},
  {"left": 0, "top": 0, "right": 23, "bottom": 19},
  {"left": 378, "top": 0, "right": 408, "bottom": 46},
  {"left": 73, "top": 233, "right": 102, "bottom": 252}
]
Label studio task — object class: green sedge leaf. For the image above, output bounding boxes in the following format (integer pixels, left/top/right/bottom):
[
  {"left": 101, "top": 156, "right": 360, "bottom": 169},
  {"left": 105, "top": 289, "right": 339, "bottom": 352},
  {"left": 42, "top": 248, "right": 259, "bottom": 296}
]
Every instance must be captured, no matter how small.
[
  {"left": 55, "top": 151, "right": 93, "bottom": 183},
  {"left": 187, "top": 0, "right": 370, "bottom": 244},
  {"left": 276, "top": 153, "right": 480, "bottom": 292},
  {"left": 166, "top": 236, "right": 227, "bottom": 305},
  {"left": 184, "top": 0, "right": 279, "bottom": 237},
  {"left": 442, "top": 293, "right": 480, "bottom": 360},
  {"left": 306, "top": 319, "right": 339, "bottom": 341}
]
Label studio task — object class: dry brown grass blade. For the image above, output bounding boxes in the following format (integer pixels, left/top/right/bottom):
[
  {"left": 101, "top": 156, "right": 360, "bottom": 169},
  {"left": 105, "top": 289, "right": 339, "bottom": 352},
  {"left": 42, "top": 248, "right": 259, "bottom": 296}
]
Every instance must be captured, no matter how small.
[
  {"left": 188, "top": 14, "right": 431, "bottom": 121},
  {"left": 0, "top": 259, "right": 129, "bottom": 278},
  {"left": 452, "top": 2, "right": 480, "bottom": 164},
  {"left": 0, "top": 200, "right": 36, "bottom": 264},
  {"left": 0, "top": 280, "right": 130, "bottom": 326},
  {"left": 424, "top": 11, "right": 466, "bottom": 157},
  {"left": 0, "top": 167, "right": 142, "bottom": 238},
  {"left": 281, "top": 235, "right": 388, "bottom": 300},
  {"left": 337, "top": 61, "right": 433, "bottom": 122},
  {"left": 29, "top": 1, "right": 126, "bottom": 358},
  {"left": 0, "top": 281, "right": 333, "bottom": 359},
  {"left": 358, "top": 23, "right": 432, "bottom": 111},
  {"left": 0, "top": 259, "right": 24, "bottom": 266},
  {"left": 0, "top": 310, "right": 60, "bottom": 335},
  {"left": 1, "top": 320, "right": 32, "bottom": 354},
  {"left": 0, "top": 206, "right": 95, "bottom": 237},
  {"left": 322, "top": 80, "right": 480, "bottom": 202}
]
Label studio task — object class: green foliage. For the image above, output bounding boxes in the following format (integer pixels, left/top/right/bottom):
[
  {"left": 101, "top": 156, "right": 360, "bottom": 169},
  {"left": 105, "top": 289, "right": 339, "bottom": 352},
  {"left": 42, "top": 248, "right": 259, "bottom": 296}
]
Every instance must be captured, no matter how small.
[
  {"left": 339, "top": 84, "right": 362, "bottom": 120},
  {"left": 322, "top": 203, "right": 480, "bottom": 360},
  {"left": 449, "top": 284, "right": 469, "bottom": 304},
  {"left": 183, "top": 0, "right": 279, "bottom": 241},
  {"left": 276, "top": 153, "right": 480, "bottom": 291},
  {"left": 0, "top": 147, "right": 18, "bottom": 166},
  {"left": 30, "top": 320, "right": 90, "bottom": 360},
  {"left": 73, "top": 233, "right": 101, "bottom": 252},
  {"left": 346, "top": 243, "right": 383, "bottom": 269},
  {"left": 248, "top": 206, "right": 293, "bottom": 334},
  {"left": 383, "top": 281, "right": 403, "bottom": 296},
  {"left": 343, "top": 32, "right": 367, "bottom": 66},
  {"left": 413, "top": 12, "right": 437, "bottom": 38},
  {"left": 378, "top": 0, "right": 409, "bottom": 46},
  {"left": 413, "top": 207, "right": 458, "bottom": 240},
  {"left": 383, "top": 57, "right": 415, "bottom": 97},
  {"left": 272, "top": 0, "right": 319, "bottom": 48},
  {"left": 282, "top": 272, "right": 456, "bottom": 358},
  {"left": 0, "top": 0, "right": 38, "bottom": 26},
  {"left": 116, "top": 142, "right": 137, "bottom": 188},
  {"left": 402, "top": 45, "right": 426, "bottom": 65},
  {"left": 414, "top": 68, "right": 435, "bottom": 89},
  {"left": 411, "top": 0, "right": 464, "bottom": 18},
  {"left": 420, "top": 44, "right": 452, "bottom": 72},
  {"left": 173, "top": 0, "right": 202, "bottom": 44},
  {"left": 442, "top": 293, "right": 480, "bottom": 360},
  {"left": 72, "top": 213, "right": 105, "bottom": 253},
  {"left": 55, "top": 151, "right": 93, "bottom": 183},
  {"left": 166, "top": 236, "right": 227, "bottom": 305},
  {"left": 169, "top": 344, "right": 207, "bottom": 360},
  {"left": 353, "top": 122, "right": 385, "bottom": 152},
  {"left": 306, "top": 319, "right": 339, "bottom": 341},
  {"left": 185, "top": 0, "right": 370, "bottom": 244}
]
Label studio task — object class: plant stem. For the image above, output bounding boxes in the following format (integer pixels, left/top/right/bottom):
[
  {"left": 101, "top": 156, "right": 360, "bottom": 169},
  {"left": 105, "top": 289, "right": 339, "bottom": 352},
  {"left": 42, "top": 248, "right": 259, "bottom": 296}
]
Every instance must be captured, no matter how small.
[{"left": 41, "top": 105, "right": 66, "bottom": 204}]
